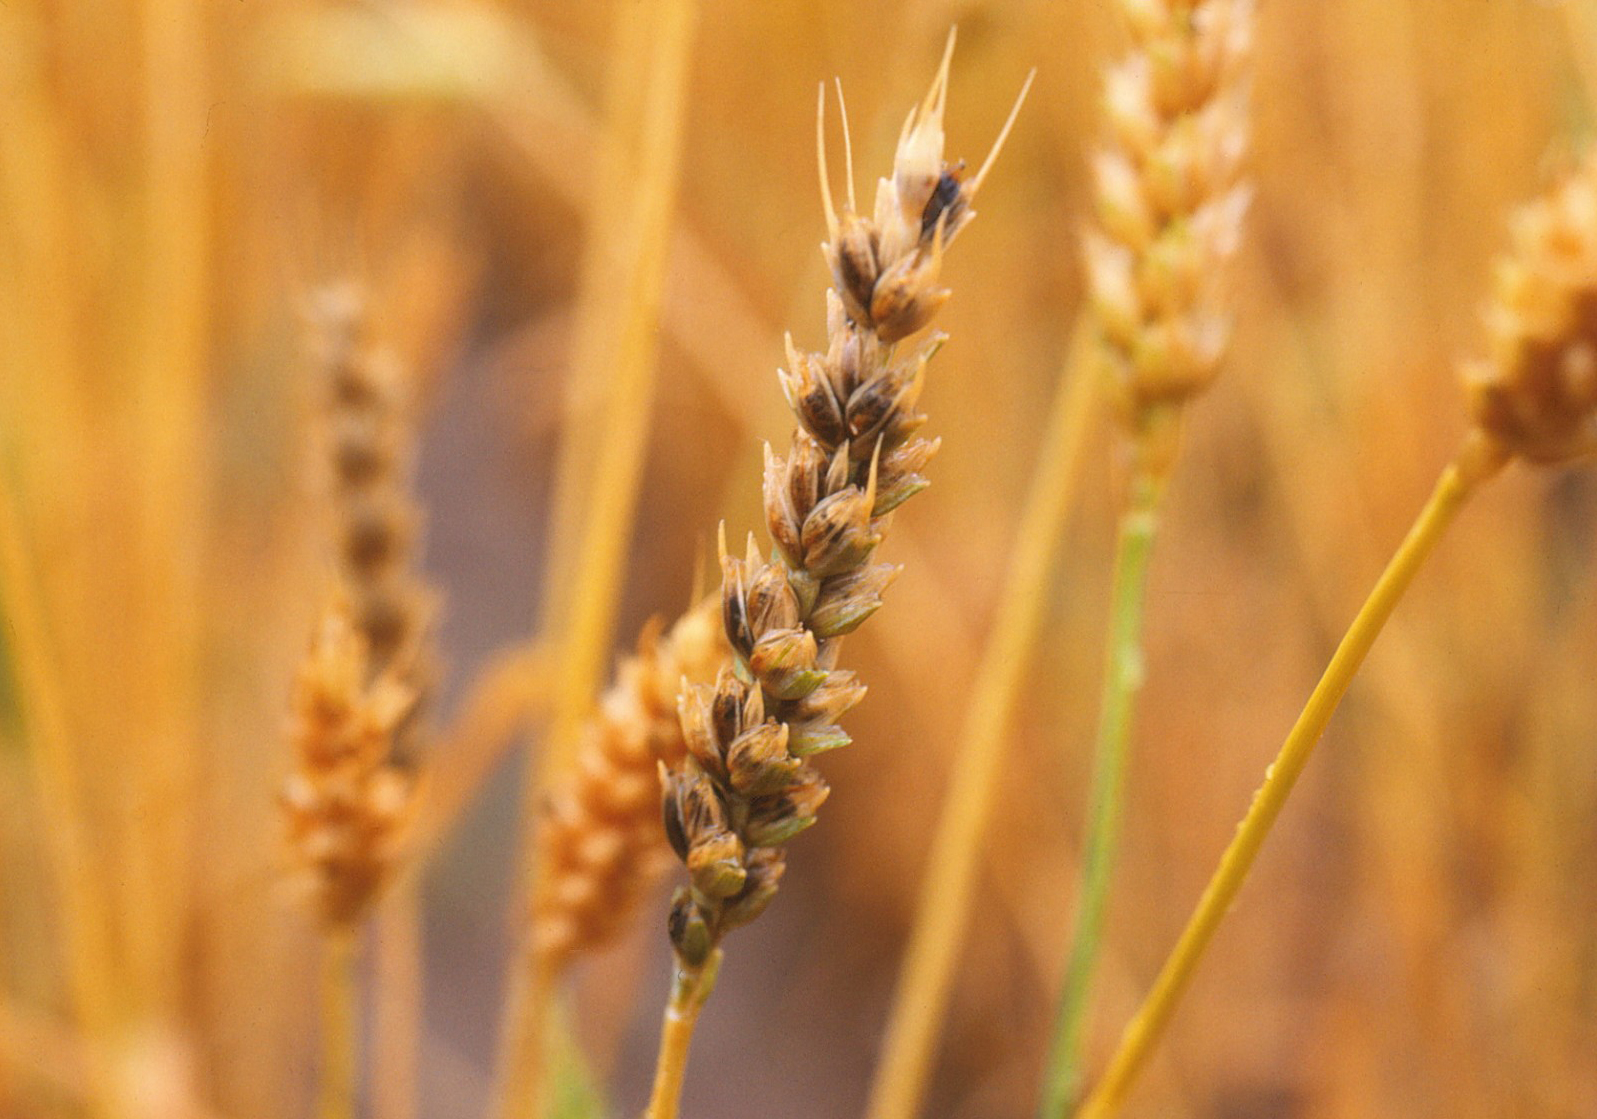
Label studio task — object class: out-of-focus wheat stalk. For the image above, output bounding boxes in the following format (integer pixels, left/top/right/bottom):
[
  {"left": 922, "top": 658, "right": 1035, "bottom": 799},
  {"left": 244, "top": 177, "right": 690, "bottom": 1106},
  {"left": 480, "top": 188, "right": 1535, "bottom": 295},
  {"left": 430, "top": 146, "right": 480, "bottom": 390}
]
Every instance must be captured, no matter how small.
[
  {"left": 280, "top": 285, "right": 439, "bottom": 1119},
  {"left": 307, "top": 283, "right": 440, "bottom": 1119},
  {"left": 0, "top": 479, "right": 117, "bottom": 1117},
  {"left": 373, "top": 890, "right": 423, "bottom": 1119},
  {"left": 496, "top": 2, "right": 697, "bottom": 1115},
  {"left": 529, "top": 0, "right": 698, "bottom": 786},
  {"left": 865, "top": 320, "right": 1096, "bottom": 1119},
  {"left": 1080, "top": 149, "right": 1597, "bottom": 1119},
  {"left": 0, "top": 2, "right": 216, "bottom": 1110},
  {"left": 127, "top": 0, "right": 211, "bottom": 1025}
]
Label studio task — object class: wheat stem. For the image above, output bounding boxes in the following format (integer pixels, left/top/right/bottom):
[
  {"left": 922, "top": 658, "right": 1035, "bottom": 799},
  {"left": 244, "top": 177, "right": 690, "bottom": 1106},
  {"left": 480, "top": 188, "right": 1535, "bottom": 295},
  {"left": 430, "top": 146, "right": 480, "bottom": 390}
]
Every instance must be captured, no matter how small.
[
  {"left": 318, "top": 929, "right": 360, "bottom": 1119},
  {"left": 129, "top": 0, "right": 210, "bottom": 1025},
  {"left": 497, "top": 3, "right": 695, "bottom": 1112},
  {"left": 538, "top": 0, "right": 697, "bottom": 779},
  {"left": 0, "top": 477, "right": 116, "bottom": 1118},
  {"left": 536, "top": 3, "right": 667, "bottom": 639},
  {"left": 644, "top": 950, "right": 721, "bottom": 1119},
  {"left": 865, "top": 325, "right": 1099, "bottom": 1119},
  {"left": 1042, "top": 451, "right": 1168, "bottom": 1119},
  {"left": 1076, "top": 445, "right": 1499, "bottom": 1118},
  {"left": 373, "top": 886, "right": 422, "bottom": 1119}
]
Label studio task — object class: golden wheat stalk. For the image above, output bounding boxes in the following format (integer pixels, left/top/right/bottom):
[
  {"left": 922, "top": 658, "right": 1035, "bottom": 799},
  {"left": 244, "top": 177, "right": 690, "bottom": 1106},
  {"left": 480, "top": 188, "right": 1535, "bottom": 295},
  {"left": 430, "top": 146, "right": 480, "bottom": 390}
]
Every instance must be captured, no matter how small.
[{"left": 644, "top": 36, "right": 1030, "bottom": 1119}]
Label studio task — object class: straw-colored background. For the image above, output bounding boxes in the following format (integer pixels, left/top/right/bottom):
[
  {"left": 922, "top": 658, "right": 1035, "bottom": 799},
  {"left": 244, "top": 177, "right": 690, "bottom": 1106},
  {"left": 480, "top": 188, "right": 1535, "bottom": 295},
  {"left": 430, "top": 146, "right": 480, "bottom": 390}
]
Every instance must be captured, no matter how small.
[{"left": 2, "top": 1, "right": 1594, "bottom": 1117}]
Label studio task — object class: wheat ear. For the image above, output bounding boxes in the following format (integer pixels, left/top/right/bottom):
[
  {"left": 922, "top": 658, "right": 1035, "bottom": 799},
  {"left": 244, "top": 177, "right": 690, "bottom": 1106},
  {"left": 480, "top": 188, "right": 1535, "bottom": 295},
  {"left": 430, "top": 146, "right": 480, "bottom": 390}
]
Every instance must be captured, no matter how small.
[
  {"left": 531, "top": 601, "right": 725, "bottom": 972},
  {"left": 644, "top": 36, "right": 1027, "bottom": 1119},
  {"left": 281, "top": 599, "right": 420, "bottom": 1119},
  {"left": 308, "top": 284, "right": 438, "bottom": 745},
  {"left": 289, "top": 286, "right": 437, "bottom": 1119},
  {"left": 1042, "top": 3, "right": 1254, "bottom": 1112},
  {"left": 1079, "top": 152, "right": 1597, "bottom": 1118}
]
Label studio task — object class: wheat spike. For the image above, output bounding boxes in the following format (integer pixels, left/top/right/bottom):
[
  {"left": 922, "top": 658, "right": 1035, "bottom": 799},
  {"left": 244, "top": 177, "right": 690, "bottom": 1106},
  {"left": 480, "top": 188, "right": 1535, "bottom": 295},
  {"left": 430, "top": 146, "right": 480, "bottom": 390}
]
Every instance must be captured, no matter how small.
[
  {"left": 281, "top": 599, "right": 419, "bottom": 928},
  {"left": 308, "top": 284, "right": 438, "bottom": 755},
  {"left": 1463, "top": 151, "right": 1597, "bottom": 466},
  {"left": 658, "top": 37, "right": 1027, "bottom": 968},
  {"left": 1085, "top": 0, "right": 1253, "bottom": 440},
  {"left": 531, "top": 601, "right": 724, "bottom": 971}
]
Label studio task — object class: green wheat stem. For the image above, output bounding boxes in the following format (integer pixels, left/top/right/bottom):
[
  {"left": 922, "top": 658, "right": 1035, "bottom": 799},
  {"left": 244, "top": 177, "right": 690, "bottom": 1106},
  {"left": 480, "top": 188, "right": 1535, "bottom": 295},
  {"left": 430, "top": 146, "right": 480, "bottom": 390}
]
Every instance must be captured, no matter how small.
[
  {"left": 1040, "top": 457, "right": 1167, "bottom": 1119},
  {"left": 1077, "top": 446, "right": 1498, "bottom": 1118}
]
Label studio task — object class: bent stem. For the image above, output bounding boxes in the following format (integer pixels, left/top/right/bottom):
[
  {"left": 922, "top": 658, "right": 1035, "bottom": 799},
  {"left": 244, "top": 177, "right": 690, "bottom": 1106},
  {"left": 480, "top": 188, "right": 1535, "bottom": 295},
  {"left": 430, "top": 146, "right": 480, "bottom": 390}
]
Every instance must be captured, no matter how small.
[
  {"left": 644, "top": 950, "right": 722, "bottom": 1119},
  {"left": 1076, "top": 444, "right": 1501, "bottom": 1119},
  {"left": 865, "top": 329, "right": 1099, "bottom": 1119},
  {"left": 318, "top": 928, "right": 360, "bottom": 1119},
  {"left": 1040, "top": 451, "right": 1168, "bottom": 1119}
]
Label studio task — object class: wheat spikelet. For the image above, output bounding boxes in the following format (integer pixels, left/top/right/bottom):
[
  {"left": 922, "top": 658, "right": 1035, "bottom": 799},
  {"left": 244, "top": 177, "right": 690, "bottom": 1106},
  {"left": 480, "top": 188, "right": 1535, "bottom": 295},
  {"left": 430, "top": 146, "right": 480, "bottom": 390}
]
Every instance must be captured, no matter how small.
[
  {"left": 281, "top": 599, "right": 419, "bottom": 928},
  {"left": 1086, "top": 0, "right": 1253, "bottom": 452},
  {"left": 308, "top": 284, "right": 438, "bottom": 751},
  {"left": 1463, "top": 151, "right": 1597, "bottom": 467},
  {"left": 658, "top": 37, "right": 1029, "bottom": 969},
  {"left": 531, "top": 601, "right": 724, "bottom": 971}
]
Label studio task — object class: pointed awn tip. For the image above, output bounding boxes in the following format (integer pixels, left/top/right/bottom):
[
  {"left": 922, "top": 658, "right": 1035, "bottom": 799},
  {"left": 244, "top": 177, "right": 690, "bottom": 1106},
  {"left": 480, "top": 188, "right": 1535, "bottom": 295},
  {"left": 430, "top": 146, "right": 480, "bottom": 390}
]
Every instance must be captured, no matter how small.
[
  {"left": 971, "top": 67, "right": 1037, "bottom": 196},
  {"left": 834, "top": 78, "right": 857, "bottom": 213},
  {"left": 816, "top": 83, "right": 838, "bottom": 237},
  {"left": 928, "top": 27, "right": 957, "bottom": 120}
]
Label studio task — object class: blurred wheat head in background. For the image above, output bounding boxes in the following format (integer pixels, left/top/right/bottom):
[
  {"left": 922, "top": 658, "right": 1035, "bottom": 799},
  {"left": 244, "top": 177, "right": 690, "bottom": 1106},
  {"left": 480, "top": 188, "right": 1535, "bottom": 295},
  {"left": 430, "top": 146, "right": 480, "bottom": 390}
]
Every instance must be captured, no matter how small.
[{"left": 2, "top": 2, "right": 1597, "bottom": 1119}]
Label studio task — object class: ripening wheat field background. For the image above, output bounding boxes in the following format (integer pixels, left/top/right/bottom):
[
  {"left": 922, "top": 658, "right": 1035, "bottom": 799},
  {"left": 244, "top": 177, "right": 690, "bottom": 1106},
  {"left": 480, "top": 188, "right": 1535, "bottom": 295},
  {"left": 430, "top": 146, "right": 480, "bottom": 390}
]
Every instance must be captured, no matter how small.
[{"left": 2, "top": 2, "right": 1596, "bottom": 1118}]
